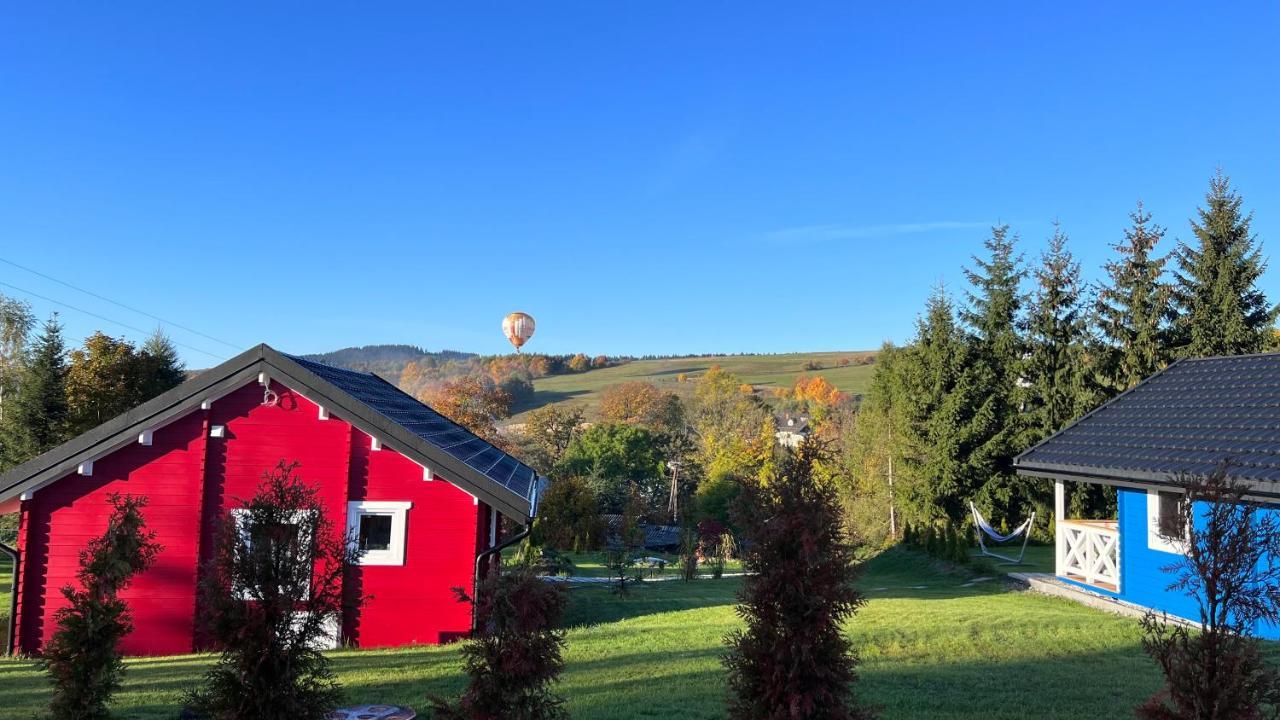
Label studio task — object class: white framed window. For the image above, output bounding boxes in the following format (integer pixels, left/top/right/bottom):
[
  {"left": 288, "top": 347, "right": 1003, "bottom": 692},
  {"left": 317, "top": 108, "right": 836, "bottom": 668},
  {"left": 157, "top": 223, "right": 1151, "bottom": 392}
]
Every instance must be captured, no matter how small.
[
  {"left": 1147, "top": 489, "right": 1188, "bottom": 555},
  {"left": 347, "top": 501, "right": 411, "bottom": 566},
  {"left": 229, "top": 508, "right": 315, "bottom": 599}
]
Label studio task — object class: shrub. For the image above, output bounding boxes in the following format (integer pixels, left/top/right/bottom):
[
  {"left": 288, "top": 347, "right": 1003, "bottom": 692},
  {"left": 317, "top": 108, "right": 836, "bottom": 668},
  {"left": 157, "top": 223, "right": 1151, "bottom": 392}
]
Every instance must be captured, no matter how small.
[
  {"left": 536, "top": 476, "right": 604, "bottom": 551},
  {"left": 724, "top": 440, "right": 875, "bottom": 719},
  {"left": 1137, "top": 464, "right": 1280, "bottom": 719},
  {"left": 41, "top": 494, "right": 161, "bottom": 720},
  {"left": 431, "top": 567, "right": 569, "bottom": 720},
  {"left": 679, "top": 527, "right": 699, "bottom": 581},
  {"left": 187, "top": 461, "right": 361, "bottom": 720}
]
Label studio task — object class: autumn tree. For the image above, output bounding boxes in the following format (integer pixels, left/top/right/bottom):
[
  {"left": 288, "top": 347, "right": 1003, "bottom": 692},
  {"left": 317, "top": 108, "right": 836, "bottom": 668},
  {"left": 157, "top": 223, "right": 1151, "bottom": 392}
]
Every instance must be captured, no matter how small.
[
  {"left": 690, "top": 366, "right": 776, "bottom": 483},
  {"left": 0, "top": 315, "right": 68, "bottom": 468},
  {"left": 1170, "top": 171, "right": 1276, "bottom": 358},
  {"left": 1096, "top": 201, "right": 1173, "bottom": 392},
  {"left": 64, "top": 331, "right": 183, "bottom": 435},
  {"left": 519, "top": 404, "right": 585, "bottom": 473},
  {"left": 599, "top": 381, "right": 684, "bottom": 437},
  {"left": 0, "top": 293, "right": 34, "bottom": 426},
  {"left": 42, "top": 494, "right": 161, "bottom": 720},
  {"left": 419, "top": 375, "right": 512, "bottom": 444},
  {"left": 724, "top": 441, "right": 874, "bottom": 720},
  {"left": 567, "top": 353, "right": 590, "bottom": 373}
]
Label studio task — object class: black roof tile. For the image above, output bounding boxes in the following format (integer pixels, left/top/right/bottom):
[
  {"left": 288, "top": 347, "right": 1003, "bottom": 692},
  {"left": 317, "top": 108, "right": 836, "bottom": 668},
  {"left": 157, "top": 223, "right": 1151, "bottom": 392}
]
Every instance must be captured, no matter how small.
[{"left": 1016, "top": 353, "right": 1280, "bottom": 489}]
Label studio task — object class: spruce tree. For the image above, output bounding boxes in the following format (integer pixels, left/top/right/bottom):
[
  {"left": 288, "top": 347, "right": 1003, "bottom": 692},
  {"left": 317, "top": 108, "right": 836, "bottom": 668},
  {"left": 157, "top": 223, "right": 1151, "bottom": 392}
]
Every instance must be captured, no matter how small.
[
  {"left": 0, "top": 315, "right": 68, "bottom": 467},
  {"left": 138, "top": 329, "right": 187, "bottom": 400},
  {"left": 1024, "top": 222, "right": 1094, "bottom": 440},
  {"left": 960, "top": 226, "right": 1027, "bottom": 519},
  {"left": 896, "top": 287, "right": 997, "bottom": 523},
  {"left": 1170, "top": 171, "right": 1276, "bottom": 357},
  {"left": 1096, "top": 201, "right": 1172, "bottom": 392}
]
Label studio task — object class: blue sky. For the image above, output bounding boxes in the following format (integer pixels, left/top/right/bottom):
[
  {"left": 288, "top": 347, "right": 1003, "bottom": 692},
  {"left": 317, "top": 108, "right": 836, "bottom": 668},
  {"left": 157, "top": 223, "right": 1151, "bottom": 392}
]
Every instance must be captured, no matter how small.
[{"left": 1, "top": 3, "right": 1277, "bottom": 366}]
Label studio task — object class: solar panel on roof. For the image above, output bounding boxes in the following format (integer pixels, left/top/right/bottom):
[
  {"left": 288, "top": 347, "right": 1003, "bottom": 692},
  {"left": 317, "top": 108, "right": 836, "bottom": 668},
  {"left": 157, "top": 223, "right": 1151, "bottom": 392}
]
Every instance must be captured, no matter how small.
[{"left": 285, "top": 354, "right": 538, "bottom": 499}]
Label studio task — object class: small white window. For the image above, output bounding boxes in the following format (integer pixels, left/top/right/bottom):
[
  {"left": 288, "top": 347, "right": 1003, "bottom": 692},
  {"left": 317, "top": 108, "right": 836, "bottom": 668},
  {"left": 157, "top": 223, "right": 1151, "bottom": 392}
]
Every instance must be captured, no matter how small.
[
  {"left": 347, "top": 501, "right": 411, "bottom": 566},
  {"left": 230, "top": 508, "right": 315, "bottom": 599},
  {"left": 1147, "top": 489, "right": 1188, "bottom": 554}
]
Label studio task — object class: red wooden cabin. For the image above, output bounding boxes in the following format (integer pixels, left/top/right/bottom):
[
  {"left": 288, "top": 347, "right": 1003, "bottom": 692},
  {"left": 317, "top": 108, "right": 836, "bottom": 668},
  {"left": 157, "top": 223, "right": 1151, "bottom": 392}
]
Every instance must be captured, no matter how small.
[{"left": 0, "top": 345, "right": 543, "bottom": 656}]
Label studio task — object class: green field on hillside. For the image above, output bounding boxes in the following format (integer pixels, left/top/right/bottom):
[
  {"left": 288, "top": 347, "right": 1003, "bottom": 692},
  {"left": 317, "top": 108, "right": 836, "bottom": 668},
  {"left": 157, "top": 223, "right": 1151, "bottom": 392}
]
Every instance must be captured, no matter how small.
[
  {"left": 0, "top": 548, "right": 1168, "bottom": 719},
  {"left": 513, "top": 351, "right": 878, "bottom": 420}
]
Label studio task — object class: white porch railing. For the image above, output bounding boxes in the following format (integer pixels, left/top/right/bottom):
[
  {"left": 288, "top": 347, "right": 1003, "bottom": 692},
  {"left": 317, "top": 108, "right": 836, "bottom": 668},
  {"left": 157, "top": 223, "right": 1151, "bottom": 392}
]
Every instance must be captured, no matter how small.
[{"left": 1057, "top": 519, "right": 1120, "bottom": 591}]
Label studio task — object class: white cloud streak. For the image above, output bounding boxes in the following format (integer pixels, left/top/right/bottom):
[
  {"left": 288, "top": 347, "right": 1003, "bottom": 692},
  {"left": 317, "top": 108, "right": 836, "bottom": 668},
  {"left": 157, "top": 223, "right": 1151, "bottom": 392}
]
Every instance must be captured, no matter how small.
[{"left": 762, "top": 221, "right": 992, "bottom": 244}]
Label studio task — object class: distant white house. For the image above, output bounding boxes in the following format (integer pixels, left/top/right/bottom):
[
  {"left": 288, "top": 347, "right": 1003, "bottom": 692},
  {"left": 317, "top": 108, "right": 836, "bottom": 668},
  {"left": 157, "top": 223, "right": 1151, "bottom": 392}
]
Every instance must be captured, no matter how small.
[{"left": 775, "top": 415, "right": 811, "bottom": 448}]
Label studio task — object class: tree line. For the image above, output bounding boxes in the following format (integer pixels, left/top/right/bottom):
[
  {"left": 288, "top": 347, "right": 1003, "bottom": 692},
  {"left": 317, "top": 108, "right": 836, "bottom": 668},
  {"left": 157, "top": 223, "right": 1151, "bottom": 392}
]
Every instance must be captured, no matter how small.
[
  {"left": 0, "top": 305, "right": 187, "bottom": 473},
  {"left": 848, "top": 170, "right": 1276, "bottom": 541}
]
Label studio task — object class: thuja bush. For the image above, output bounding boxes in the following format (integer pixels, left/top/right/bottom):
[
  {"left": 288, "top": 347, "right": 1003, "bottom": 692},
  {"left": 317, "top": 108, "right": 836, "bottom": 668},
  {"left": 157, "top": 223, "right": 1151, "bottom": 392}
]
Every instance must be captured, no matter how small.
[
  {"left": 724, "top": 440, "right": 876, "bottom": 720},
  {"left": 679, "top": 526, "right": 699, "bottom": 581},
  {"left": 432, "top": 566, "right": 569, "bottom": 720},
  {"left": 1137, "top": 464, "right": 1280, "bottom": 719},
  {"left": 187, "top": 461, "right": 362, "bottom": 720},
  {"left": 42, "top": 494, "right": 161, "bottom": 720}
]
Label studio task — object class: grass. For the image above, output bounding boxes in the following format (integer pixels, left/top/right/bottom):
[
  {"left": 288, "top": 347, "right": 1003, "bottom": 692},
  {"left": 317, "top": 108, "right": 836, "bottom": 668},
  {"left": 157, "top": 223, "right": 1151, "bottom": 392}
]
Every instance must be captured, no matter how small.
[
  {"left": 0, "top": 554, "right": 10, "bottom": 655},
  {"left": 0, "top": 547, "right": 1169, "bottom": 719},
  {"left": 511, "top": 351, "right": 878, "bottom": 420},
  {"left": 557, "top": 551, "right": 743, "bottom": 579}
]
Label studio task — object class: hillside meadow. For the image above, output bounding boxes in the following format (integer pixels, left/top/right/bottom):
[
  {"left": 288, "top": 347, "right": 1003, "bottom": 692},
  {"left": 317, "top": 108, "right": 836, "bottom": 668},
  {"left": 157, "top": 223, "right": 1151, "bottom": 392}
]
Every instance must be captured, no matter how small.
[{"left": 512, "top": 350, "right": 878, "bottom": 420}]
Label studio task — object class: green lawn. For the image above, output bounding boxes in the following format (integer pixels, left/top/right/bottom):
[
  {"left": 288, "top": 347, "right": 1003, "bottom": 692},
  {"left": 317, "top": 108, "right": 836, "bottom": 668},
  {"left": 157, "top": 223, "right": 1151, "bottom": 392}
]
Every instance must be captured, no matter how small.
[
  {"left": 0, "top": 554, "right": 10, "bottom": 655},
  {"left": 0, "top": 547, "right": 1166, "bottom": 719},
  {"left": 512, "top": 351, "right": 878, "bottom": 420},
  {"left": 556, "top": 551, "right": 744, "bottom": 579}
]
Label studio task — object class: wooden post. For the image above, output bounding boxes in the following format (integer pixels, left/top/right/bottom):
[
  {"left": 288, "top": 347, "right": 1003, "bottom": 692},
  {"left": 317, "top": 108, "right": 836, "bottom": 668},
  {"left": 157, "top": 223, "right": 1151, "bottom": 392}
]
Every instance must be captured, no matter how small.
[{"left": 1054, "top": 479, "right": 1066, "bottom": 577}]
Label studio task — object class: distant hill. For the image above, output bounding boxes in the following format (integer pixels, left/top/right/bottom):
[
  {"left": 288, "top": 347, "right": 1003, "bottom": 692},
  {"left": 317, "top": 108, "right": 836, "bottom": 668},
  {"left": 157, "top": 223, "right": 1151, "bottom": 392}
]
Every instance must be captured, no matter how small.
[
  {"left": 511, "top": 350, "right": 878, "bottom": 421},
  {"left": 301, "top": 344, "right": 476, "bottom": 380}
]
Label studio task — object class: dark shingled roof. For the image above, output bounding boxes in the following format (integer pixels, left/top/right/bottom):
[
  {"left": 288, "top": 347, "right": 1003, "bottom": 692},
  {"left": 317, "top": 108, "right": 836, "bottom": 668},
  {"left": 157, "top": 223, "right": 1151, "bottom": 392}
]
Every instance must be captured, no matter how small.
[
  {"left": 1016, "top": 353, "right": 1280, "bottom": 493},
  {"left": 286, "top": 354, "right": 537, "bottom": 501}
]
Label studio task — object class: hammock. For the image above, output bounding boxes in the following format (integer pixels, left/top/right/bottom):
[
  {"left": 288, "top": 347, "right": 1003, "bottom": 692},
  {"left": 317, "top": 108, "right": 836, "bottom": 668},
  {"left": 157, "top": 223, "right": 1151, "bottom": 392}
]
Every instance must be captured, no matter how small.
[{"left": 969, "top": 502, "right": 1035, "bottom": 565}]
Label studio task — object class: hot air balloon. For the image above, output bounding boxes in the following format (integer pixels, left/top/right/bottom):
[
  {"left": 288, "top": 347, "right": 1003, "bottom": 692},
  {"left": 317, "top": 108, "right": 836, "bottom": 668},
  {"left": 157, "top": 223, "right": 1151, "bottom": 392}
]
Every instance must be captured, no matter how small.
[{"left": 502, "top": 312, "right": 536, "bottom": 353}]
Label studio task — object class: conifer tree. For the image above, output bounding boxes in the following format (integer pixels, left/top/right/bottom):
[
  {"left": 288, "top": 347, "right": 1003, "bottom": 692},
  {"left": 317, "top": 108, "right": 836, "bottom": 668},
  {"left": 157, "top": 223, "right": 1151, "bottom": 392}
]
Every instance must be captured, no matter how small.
[
  {"left": 724, "top": 440, "right": 874, "bottom": 720},
  {"left": 0, "top": 315, "right": 68, "bottom": 467},
  {"left": 896, "top": 287, "right": 997, "bottom": 523},
  {"left": 1024, "top": 222, "right": 1094, "bottom": 440},
  {"left": 139, "top": 329, "right": 187, "bottom": 400},
  {"left": 1170, "top": 171, "right": 1276, "bottom": 357},
  {"left": 1096, "top": 201, "right": 1172, "bottom": 392},
  {"left": 960, "top": 226, "right": 1027, "bottom": 517}
]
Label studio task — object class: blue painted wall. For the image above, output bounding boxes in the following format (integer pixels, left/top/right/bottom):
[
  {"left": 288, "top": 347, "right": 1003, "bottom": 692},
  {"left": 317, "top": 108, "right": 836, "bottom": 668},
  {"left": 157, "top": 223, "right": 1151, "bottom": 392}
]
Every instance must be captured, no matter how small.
[{"left": 1062, "top": 486, "right": 1280, "bottom": 640}]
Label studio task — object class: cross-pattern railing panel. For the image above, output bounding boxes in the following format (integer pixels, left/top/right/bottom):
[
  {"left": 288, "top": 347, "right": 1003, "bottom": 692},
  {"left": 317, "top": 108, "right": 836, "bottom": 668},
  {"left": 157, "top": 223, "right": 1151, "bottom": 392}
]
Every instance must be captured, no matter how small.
[{"left": 1058, "top": 520, "right": 1120, "bottom": 591}]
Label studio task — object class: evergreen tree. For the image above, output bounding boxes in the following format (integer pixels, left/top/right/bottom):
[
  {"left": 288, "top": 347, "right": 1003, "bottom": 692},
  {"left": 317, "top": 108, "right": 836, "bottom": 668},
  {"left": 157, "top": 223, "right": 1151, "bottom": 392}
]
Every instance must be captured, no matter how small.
[
  {"left": 1096, "top": 201, "right": 1172, "bottom": 392},
  {"left": 1170, "top": 171, "right": 1276, "bottom": 357},
  {"left": 1024, "top": 222, "right": 1094, "bottom": 440},
  {"left": 896, "top": 287, "right": 997, "bottom": 523},
  {"left": 138, "top": 329, "right": 187, "bottom": 400},
  {"left": 0, "top": 315, "right": 68, "bottom": 467},
  {"left": 959, "top": 226, "right": 1028, "bottom": 520},
  {"left": 1025, "top": 224, "right": 1110, "bottom": 516},
  {"left": 724, "top": 441, "right": 874, "bottom": 720}
]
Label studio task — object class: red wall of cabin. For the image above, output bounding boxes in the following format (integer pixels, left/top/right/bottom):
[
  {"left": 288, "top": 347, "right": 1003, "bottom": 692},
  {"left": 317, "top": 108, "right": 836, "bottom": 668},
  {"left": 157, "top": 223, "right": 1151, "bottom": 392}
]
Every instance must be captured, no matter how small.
[{"left": 15, "top": 378, "right": 487, "bottom": 656}]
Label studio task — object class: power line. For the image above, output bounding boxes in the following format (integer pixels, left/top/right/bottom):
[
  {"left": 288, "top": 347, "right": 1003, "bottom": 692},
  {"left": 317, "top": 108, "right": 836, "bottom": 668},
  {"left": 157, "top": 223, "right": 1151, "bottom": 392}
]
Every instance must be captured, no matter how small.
[
  {"left": 0, "top": 280, "right": 228, "bottom": 361},
  {"left": 0, "top": 255, "right": 241, "bottom": 350}
]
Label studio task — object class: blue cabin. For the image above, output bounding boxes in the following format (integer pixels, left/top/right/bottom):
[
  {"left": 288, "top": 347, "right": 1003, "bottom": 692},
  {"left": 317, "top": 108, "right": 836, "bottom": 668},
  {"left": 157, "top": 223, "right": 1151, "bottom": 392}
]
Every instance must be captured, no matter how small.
[{"left": 1015, "top": 353, "right": 1280, "bottom": 639}]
